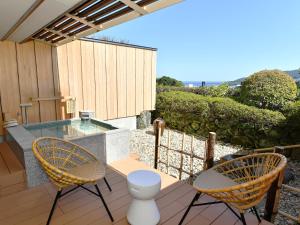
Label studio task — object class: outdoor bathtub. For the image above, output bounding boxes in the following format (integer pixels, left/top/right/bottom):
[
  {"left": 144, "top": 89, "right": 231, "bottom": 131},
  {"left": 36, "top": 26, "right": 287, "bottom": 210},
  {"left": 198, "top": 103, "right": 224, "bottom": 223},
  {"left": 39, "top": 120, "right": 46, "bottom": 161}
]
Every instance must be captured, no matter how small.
[{"left": 6, "top": 118, "right": 130, "bottom": 187}]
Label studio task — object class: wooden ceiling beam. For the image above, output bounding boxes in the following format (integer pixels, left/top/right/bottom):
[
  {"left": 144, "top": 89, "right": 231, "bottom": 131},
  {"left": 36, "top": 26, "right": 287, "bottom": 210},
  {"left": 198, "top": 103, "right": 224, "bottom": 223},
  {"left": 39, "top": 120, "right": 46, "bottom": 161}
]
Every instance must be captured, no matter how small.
[
  {"left": 71, "top": 0, "right": 98, "bottom": 14},
  {"left": 28, "top": 0, "right": 182, "bottom": 46},
  {"left": 77, "top": 0, "right": 115, "bottom": 18},
  {"left": 44, "top": 28, "right": 75, "bottom": 41},
  {"left": 65, "top": 13, "right": 102, "bottom": 31},
  {"left": 119, "top": 0, "right": 148, "bottom": 15},
  {"left": 32, "top": 38, "right": 55, "bottom": 46},
  {"left": 56, "top": 0, "right": 182, "bottom": 46},
  {"left": 86, "top": 1, "right": 125, "bottom": 22}
]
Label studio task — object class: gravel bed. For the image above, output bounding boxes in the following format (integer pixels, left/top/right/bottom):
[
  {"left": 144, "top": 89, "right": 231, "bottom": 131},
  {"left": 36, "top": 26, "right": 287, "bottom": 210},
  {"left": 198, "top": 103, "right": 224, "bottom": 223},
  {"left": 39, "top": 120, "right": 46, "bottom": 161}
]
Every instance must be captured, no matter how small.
[
  {"left": 129, "top": 126, "right": 241, "bottom": 179},
  {"left": 129, "top": 126, "right": 300, "bottom": 225},
  {"left": 274, "top": 160, "right": 300, "bottom": 225}
]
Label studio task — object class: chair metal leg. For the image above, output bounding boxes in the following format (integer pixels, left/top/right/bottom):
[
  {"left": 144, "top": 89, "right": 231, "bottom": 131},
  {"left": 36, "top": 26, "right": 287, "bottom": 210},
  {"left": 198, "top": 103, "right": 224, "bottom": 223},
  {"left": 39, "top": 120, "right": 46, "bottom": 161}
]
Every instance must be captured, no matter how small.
[
  {"left": 104, "top": 177, "right": 112, "bottom": 192},
  {"left": 252, "top": 206, "right": 261, "bottom": 223},
  {"left": 46, "top": 190, "right": 62, "bottom": 225},
  {"left": 94, "top": 184, "right": 114, "bottom": 222},
  {"left": 178, "top": 192, "right": 201, "bottom": 225},
  {"left": 240, "top": 213, "right": 247, "bottom": 225},
  {"left": 224, "top": 203, "right": 241, "bottom": 220}
]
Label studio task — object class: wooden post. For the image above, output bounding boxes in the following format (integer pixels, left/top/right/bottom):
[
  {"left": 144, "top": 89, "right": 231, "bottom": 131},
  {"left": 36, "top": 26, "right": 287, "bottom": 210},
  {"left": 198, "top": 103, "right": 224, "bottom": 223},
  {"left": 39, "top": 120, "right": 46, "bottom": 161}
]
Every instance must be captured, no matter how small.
[
  {"left": 154, "top": 119, "right": 162, "bottom": 169},
  {"left": 264, "top": 165, "right": 286, "bottom": 222},
  {"left": 179, "top": 133, "right": 185, "bottom": 180},
  {"left": 274, "top": 146, "right": 285, "bottom": 154},
  {"left": 166, "top": 129, "right": 170, "bottom": 174},
  {"left": 204, "top": 132, "right": 216, "bottom": 170},
  {"left": 189, "top": 136, "right": 194, "bottom": 184}
]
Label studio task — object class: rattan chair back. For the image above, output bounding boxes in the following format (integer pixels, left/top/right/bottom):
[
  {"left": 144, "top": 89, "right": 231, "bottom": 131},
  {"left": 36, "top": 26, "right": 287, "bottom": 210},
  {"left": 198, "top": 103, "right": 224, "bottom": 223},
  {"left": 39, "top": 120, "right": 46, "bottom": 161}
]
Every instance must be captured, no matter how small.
[
  {"left": 32, "top": 137, "right": 100, "bottom": 188},
  {"left": 196, "top": 153, "right": 286, "bottom": 211}
]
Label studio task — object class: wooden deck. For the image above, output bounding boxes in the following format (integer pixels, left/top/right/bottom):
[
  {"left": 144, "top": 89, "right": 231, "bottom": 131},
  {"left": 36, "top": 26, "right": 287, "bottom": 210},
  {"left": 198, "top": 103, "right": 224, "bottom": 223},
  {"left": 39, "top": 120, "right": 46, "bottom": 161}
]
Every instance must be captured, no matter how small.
[
  {"left": 0, "top": 156, "right": 273, "bottom": 225},
  {"left": 0, "top": 142, "right": 26, "bottom": 195}
]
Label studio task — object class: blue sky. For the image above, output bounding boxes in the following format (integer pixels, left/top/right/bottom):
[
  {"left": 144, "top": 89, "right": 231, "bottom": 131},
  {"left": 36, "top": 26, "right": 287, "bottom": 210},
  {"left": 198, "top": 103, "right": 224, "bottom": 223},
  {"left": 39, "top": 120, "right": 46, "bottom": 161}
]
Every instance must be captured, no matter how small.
[{"left": 93, "top": 0, "right": 300, "bottom": 81}]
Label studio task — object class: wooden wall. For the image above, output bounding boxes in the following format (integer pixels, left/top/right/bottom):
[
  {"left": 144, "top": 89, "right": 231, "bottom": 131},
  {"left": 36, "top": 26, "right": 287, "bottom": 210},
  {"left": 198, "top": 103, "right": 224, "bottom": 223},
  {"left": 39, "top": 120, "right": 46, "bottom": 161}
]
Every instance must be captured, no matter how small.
[{"left": 0, "top": 39, "right": 157, "bottom": 134}]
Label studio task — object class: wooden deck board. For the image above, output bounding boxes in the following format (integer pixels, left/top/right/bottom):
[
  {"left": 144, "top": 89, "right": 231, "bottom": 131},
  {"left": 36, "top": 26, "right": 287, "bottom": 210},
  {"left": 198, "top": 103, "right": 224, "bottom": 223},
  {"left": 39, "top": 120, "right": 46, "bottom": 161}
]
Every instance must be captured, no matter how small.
[
  {"left": 0, "top": 143, "right": 23, "bottom": 173},
  {"left": 0, "top": 158, "right": 274, "bottom": 225},
  {"left": 0, "top": 143, "right": 25, "bottom": 190},
  {"left": 0, "top": 152, "right": 9, "bottom": 176}
]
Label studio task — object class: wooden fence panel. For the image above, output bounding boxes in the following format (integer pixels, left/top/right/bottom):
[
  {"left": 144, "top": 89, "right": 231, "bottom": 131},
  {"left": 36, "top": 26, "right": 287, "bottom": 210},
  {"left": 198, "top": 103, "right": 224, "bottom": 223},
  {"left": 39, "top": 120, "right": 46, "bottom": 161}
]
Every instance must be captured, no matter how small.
[
  {"left": 34, "top": 41, "right": 56, "bottom": 122},
  {"left": 0, "top": 41, "right": 21, "bottom": 123},
  {"left": 16, "top": 42, "right": 40, "bottom": 123},
  {"left": 56, "top": 45, "right": 70, "bottom": 98},
  {"left": 81, "top": 41, "right": 96, "bottom": 111},
  {"left": 0, "top": 40, "right": 157, "bottom": 130},
  {"left": 116, "top": 46, "right": 127, "bottom": 118},
  {"left": 144, "top": 50, "right": 152, "bottom": 110},
  {"left": 151, "top": 51, "right": 157, "bottom": 109},
  {"left": 106, "top": 44, "right": 118, "bottom": 119},
  {"left": 0, "top": 97, "right": 3, "bottom": 135},
  {"left": 94, "top": 42, "right": 107, "bottom": 120},
  {"left": 56, "top": 44, "right": 70, "bottom": 119},
  {"left": 51, "top": 46, "right": 62, "bottom": 120},
  {"left": 126, "top": 48, "right": 136, "bottom": 116},
  {"left": 66, "top": 41, "right": 83, "bottom": 117},
  {"left": 135, "top": 48, "right": 144, "bottom": 115}
]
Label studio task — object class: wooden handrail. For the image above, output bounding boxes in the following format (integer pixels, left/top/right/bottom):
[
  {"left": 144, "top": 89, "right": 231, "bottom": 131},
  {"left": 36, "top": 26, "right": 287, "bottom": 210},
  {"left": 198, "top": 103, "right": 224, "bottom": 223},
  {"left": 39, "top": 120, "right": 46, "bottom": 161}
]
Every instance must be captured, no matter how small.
[
  {"left": 278, "top": 210, "right": 299, "bottom": 223},
  {"left": 253, "top": 144, "right": 300, "bottom": 223},
  {"left": 282, "top": 184, "right": 300, "bottom": 193},
  {"left": 30, "top": 96, "right": 76, "bottom": 102},
  {"left": 254, "top": 144, "right": 300, "bottom": 153},
  {"left": 159, "top": 144, "right": 204, "bottom": 160},
  {"left": 31, "top": 97, "right": 62, "bottom": 101}
]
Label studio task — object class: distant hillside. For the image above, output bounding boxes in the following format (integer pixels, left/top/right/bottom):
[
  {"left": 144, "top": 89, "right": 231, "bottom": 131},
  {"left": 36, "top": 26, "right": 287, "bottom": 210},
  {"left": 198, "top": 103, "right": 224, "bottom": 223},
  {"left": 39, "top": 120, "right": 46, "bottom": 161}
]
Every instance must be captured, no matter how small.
[{"left": 227, "top": 69, "right": 300, "bottom": 86}]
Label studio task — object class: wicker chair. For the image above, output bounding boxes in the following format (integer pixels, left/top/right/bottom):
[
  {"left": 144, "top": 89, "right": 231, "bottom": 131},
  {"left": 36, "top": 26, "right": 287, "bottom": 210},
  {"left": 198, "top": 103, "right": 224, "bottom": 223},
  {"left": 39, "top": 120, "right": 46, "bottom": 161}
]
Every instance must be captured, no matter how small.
[
  {"left": 32, "top": 137, "right": 114, "bottom": 225},
  {"left": 179, "top": 153, "right": 287, "bottom": 225}
]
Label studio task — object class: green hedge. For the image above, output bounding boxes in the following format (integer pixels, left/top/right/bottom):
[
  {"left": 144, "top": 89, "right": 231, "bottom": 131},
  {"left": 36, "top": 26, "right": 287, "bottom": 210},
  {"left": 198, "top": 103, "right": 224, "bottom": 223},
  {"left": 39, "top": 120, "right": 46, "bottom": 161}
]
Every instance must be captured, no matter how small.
[
  {"left": 281, "top": 101, "right": 300, "bottom": 143},
  {"left": 157, "top": 84, "right": 231, "bottom": 97},
  {"left": 155, "top": 91, "right": 286, "bottom": 148}
]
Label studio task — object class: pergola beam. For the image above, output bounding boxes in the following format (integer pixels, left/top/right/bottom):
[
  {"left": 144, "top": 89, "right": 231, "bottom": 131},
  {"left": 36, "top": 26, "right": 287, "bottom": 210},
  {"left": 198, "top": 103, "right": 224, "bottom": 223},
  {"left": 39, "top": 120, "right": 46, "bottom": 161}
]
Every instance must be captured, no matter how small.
[
  {"left": 32, "top": 37, "right": 56, "bottom": 46},
  {"left": 28, "top": 0, "right": 182, "bottom": 46},
  {"left": 44, "top": 28, "right": 75, "bottom": 41},
  {"left": 65, "top": 13, "right": 102, "bottom": 31},
  {"left": 119, "top": 0, "right": 148, "bottom": 15},
  {"left": 56, "top": 0, "right": 182, "bottom": 46}
]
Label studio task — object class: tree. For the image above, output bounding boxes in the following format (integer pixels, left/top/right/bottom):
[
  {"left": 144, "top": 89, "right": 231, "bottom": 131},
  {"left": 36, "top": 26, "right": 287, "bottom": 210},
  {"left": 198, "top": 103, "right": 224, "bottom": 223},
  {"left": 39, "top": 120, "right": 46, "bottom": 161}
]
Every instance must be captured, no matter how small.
[
  {"left": 156, "top": 76, "right": 184, "bottom": 87},
  {"left": 240, "top": 70, "right": 297, "bottom": 110}
]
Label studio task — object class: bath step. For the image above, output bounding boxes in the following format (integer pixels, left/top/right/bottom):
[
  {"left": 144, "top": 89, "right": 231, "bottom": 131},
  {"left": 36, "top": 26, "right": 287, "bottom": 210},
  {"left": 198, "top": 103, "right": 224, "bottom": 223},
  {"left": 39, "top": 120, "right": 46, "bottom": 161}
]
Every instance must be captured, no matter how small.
[{"left": 0, "top": 143, "right": 26, "bottom": 191}]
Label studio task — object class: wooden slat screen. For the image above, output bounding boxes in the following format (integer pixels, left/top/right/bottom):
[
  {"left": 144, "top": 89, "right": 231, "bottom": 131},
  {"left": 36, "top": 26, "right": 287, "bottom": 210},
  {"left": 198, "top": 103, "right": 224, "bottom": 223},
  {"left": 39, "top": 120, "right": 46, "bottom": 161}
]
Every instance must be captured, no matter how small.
[
  {"left": 30, "top": 0, "right": 162, "bottom": 45},
  {"left": 0, "top": 39, "right": 156, "bottom": 134}
]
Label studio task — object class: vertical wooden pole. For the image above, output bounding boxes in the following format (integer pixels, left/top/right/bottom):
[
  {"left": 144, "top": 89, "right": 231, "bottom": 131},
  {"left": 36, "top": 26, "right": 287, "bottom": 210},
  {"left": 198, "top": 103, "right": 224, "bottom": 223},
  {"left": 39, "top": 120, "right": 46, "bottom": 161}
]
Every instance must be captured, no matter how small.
[
  {"left": 179, "top": 133, "right": 185, "bottom": 180},
  {"left": 167, "top": 129, "right": 170, "bottom": 174},
  {"left": 154, "top": 120, "right": 161, "bottom": 169},
  {"left": 204, "top": 132, "right": 216, "bottom": 170},
  {"left": 189, "top": 136, "right": 194, "bottom": 184},
  {"left": 264, "top": 165, "right": 286, "bottom": 222}
]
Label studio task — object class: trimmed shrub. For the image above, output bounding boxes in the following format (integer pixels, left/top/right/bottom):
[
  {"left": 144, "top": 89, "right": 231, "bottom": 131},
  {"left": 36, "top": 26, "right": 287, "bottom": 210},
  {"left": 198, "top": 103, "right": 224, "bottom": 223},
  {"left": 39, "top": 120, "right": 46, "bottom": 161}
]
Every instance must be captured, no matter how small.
[
  {"left": 156, "top": 76, "right": 184, "bottom": 87},
  {"left": 281, "top": 101, "right": 300, "bottom": 144},
  {"left": 157, "top": 84, "right": 231, "bottom": 97},
  {"left": 240, "top": 70, "right": 297, "bottom": 110},
  {"left": 155, "top": 91, "right": 286, "bottom": 148}
]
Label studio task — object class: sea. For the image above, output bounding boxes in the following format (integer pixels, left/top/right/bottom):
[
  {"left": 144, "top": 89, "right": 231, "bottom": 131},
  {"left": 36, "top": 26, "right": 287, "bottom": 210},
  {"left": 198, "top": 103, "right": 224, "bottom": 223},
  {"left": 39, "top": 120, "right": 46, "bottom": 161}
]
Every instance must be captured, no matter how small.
[{"left": 183, "top": 81, "right": 224, "bottom": 87}]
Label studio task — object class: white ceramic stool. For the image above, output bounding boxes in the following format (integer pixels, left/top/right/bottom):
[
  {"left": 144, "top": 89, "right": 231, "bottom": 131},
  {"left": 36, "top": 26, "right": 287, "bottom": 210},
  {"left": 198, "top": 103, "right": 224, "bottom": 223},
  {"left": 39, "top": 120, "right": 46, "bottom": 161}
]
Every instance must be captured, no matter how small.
[{"left": 127, "top": 170, "right": 161, "bottom": 225}]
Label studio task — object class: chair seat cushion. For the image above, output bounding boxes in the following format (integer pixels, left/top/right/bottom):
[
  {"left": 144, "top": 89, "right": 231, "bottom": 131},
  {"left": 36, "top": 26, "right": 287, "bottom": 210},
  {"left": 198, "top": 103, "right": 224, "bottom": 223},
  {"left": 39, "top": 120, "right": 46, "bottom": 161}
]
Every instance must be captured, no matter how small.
[
  {"left": 68, "top": 160, "right": 106, "bottom": 181},
  {"left": 194, "top": 168, "right": 238, "bottom": 190}
]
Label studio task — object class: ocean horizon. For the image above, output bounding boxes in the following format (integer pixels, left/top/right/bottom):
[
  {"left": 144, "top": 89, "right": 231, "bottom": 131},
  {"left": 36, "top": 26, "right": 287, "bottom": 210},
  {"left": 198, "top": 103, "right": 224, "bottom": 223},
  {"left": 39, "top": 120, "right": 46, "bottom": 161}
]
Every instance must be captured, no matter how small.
[{"left": 183, "top": 81, "right": 224, "bottom": 87}]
